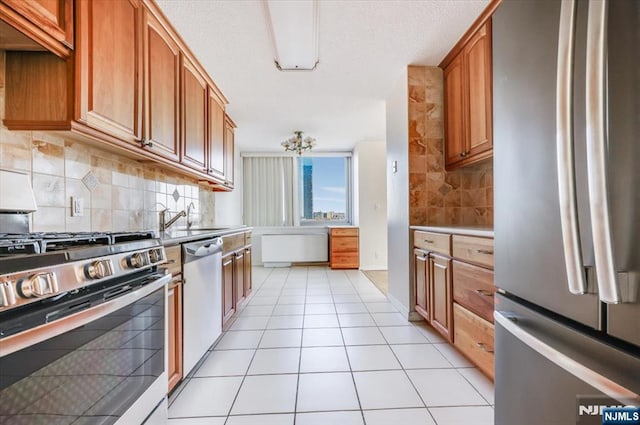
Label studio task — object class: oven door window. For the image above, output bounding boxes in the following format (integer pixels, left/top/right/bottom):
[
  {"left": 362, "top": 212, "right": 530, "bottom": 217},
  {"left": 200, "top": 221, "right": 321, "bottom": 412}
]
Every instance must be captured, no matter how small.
[{"left": 0, "top": 287, "right": 164, "bottom": 425}]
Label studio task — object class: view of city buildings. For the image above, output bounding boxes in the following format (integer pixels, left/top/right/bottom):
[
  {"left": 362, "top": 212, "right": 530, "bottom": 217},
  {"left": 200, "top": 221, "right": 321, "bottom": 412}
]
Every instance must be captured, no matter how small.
[{"left": 299, "top": 157, "right": 348, "bottom": 222}]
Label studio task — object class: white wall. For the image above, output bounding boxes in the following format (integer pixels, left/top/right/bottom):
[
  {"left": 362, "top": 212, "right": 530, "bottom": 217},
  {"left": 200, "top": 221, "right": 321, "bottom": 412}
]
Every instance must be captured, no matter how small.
[
  {"left": 353, "top": 140, "right": 388, "bottom": 270},
  {"left": 386, "top": 70, "right": 411, "bottom": 315},
  {"left": 214, "top": 149, "right": 243, "bottom": 225}
]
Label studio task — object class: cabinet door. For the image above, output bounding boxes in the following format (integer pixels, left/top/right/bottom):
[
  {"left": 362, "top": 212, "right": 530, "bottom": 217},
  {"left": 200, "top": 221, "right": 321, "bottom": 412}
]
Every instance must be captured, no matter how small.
[
  {"left": 465, "top": 21, "right": 493, "bottom": 157},
  {"left": 224, "top": 116, "right": 235, "bottom": 187},
  {"left": 235, "top": 251, "right": 245, "bottom": 305},
  {"left": 167, "top": 279, "right": 183, "bottom": 392},
  {"left": 207, "top": 90, "right": 225, "bottom": 180},
  {"left": 181, "top": 56, "right": 208, "bottom": 172},
  {"left": 430, "top": 253, "right": 453, "bottom": 341},
  {"left": 443, "top": 53, "right": 466, "bottom": 167},
  {"left": 143, "top": 9, "right": 180, "bottom": 161},
  {"left": 1, "top": 0, "right": 73, "bottom": 54},
  {"left": 414, "top": 249, "right": 430, "bottom": 321},
  {"left": 244, "top": 247, "right": 252, "bottom": 297},
  {"left": 76, "top": 0, "right": 141, "bottom": 143},
  {"left": 222, "top": 255, "right": 235, "bottom": 326}
]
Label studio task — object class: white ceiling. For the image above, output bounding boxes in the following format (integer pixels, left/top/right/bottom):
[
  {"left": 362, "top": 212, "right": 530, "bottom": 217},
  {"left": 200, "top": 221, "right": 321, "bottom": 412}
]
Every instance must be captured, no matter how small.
[{"left": 155, "top": 0, "right": 489, "bottom": 152}]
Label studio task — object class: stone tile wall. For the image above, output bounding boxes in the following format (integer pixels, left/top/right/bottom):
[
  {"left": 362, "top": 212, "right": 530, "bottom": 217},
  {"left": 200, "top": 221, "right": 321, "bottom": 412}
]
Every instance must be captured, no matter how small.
[
  {"left": 0, "top": 51, "right": 215, "bottom": 232},
  {"left": 408, "top": 65, "right": 493, "bottom": 226}
]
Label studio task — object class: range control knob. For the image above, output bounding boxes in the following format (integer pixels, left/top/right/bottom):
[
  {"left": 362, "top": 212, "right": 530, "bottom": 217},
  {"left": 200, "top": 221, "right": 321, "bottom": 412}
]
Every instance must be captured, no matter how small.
[
  {"left": 0, "top": 282, "right": 17, "bottom": 307},
  {"left": 18, "top": 272, "right": 59, "bottom": 298},
  {"left": 126, "top": 252, "right": 149, "bottom": 269},
  {"left": 148, "top": 248, "right": 164, "bottom": 264},
  {"left": 85, "top": 259, "right": 114, "bottom": 280}
]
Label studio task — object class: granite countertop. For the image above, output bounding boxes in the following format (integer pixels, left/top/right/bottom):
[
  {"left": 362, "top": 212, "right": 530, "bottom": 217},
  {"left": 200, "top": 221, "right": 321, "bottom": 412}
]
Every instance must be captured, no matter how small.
[
  {"left": 158, "top": 225, "right": 250, "bottom": 245},
  {"left": 410, "top": 225, "right": 494, "bottom": 238}
]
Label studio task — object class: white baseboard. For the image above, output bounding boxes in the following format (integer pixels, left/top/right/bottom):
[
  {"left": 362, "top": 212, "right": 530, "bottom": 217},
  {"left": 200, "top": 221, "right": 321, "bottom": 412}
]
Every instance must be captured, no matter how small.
[{"left": 386, "top": 292, "right": 410, "bottom": 320}]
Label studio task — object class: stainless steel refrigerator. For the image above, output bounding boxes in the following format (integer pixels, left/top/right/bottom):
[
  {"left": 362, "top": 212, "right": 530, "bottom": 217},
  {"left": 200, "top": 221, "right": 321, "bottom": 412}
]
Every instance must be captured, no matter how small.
[{"left": 493, "top": 0, "right": 640, "bottom": 424}]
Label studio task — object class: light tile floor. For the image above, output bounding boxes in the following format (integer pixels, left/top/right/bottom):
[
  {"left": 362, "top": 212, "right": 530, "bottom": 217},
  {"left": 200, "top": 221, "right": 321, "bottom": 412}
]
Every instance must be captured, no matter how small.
[{"left": 169, "top": 267, "right": 494, "bottom": 425}]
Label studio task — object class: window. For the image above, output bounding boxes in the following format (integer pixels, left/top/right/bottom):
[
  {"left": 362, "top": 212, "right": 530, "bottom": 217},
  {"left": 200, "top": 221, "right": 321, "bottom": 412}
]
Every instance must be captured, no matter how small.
[{"left": 298, "top": 156, "right": 351, "bottom": 225}]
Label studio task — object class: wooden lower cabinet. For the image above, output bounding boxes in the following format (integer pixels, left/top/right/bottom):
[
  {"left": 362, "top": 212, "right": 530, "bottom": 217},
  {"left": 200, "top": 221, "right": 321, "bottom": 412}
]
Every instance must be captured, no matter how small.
[
  {"left": 414, "top": 249, "right": 430, "bottom": 320},
  {"left": 234, "top": 250, "right": 245, "bottom": 306},
  {"left": 453, "top": 302, "right": 495, "bottom": 379},
  {"left": 429, "top": 254, "right": 453, "bottom": 342},
  {"left": 222, "top": 254, "right": 235, "bottom": 326},
  {"left": 244, "top": 246, "right": 252, "bottom": 297},
  {"left": 329, "top": 227, "right": 359, "bottom": 269},
  {"left": 167, "top": 278, "right": 183, "bottom": 393}
]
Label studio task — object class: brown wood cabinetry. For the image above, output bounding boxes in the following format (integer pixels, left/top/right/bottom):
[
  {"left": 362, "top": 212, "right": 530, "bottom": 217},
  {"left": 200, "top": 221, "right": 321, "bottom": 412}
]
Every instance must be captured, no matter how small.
[
  {"left": 76, "top": 0, "right": 142, "bottom": 143},
  {"left": 0, "top": 0, "right": 72, "bottom": 57},
  {"left": 414, "top": 249, "right": 429, "bottom": 320},
  {"left": 223, "top": 114, "right": 236, "bottom": 188},
  {"left": 207, "top": 91, "right": 226, "bottom": 181},
  {"left": 222, "top": 253, "right": 235, "bottom": 326},
  {"left": 412, "top": 229, "right": 495, "bottom": 378},
  {"left": 234, "top": 249, "right": 245, "bottom": 306},
  {"left": 329, "top": 227, "right": 359, "bottom": 269},
  {"left": 143, "top": 7, "right": 180, "bottom": 161},
  {"left": 430, "top": 254, "right": 453, "bottom": 341},
  {"left": 442, "top": 20, "right": 493, "bottom": 170},
  {"left": 180, "top": 56, "right": 208, "bottom": 172},
  {"left": 244, "top": 245, "right": 252, "bottom": 297},
  {"left": 454, "top": 303, "right": 495, "bottom": 379},
  {"left": 1, "top": 0, "right": 236, "bottom": 191},
  {"left": 164, "top": 244, "right": 183, "bottom": 393}
]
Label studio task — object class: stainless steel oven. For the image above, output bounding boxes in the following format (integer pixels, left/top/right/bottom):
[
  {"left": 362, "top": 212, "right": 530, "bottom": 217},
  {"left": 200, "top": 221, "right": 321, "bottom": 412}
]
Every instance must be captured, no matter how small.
[{"left": 0, "top": 232, "right": 170, "bottom": 425}]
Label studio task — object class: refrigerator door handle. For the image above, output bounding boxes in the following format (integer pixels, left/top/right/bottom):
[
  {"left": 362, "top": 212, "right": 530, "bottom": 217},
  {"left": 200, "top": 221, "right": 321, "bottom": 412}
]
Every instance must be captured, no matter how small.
[
  {"left": 585, "top": 0, "right": 623, "bottom": 304},
  {"left": 556, "top": 0, "right": 587, "bottom": 295},
  {"left": 495, "top": 311, "right": 640, "bottom": 404}
]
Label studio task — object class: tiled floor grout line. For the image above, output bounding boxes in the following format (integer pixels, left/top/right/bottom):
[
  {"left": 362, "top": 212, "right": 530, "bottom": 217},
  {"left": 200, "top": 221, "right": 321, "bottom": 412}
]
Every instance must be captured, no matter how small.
[{"left": 291, "top": 266, "right": 308, "bottom": 425}]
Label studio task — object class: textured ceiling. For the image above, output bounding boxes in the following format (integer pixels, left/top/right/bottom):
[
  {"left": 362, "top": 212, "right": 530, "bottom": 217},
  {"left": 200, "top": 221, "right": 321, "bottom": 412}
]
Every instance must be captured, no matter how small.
[{"left": 155, "top": 0, "right": 489, "bottom": 151}]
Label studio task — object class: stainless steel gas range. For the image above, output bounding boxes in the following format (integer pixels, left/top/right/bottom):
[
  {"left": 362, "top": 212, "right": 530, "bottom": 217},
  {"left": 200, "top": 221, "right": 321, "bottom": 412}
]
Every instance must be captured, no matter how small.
[{"left": 0, "top": 231, "right": 171, "bottom": 425}]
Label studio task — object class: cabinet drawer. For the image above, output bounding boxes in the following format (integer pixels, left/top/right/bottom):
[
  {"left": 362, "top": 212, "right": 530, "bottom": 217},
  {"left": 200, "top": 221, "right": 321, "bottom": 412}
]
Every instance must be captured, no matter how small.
[
  {"left": 452, "top": 235, "right": 494, "bottom": 268},
  {"left": 414, "top": 231, "right": 451, "bottom": 256},
  {"left": 223, "top": 233, "right": 245, "bottom": 254},
  {"left": 453, "top": 303, "right": 494, "bottom": 379},
  {"left": 332, "top": 236, "right": 358, "bottom": 252},
  {"left": 330, "top": 227, "right": 358, "bottom": 237},
  {"left": 245, "top": 231, "right": 252, "bottom": 246},
  {"left": 453, "top": 261, "right": 495, "bottom": 322},
  {"left": 330, "top": 253, "right": 359, "bottom": 269},
  {"left": 164, "top": 245, "right": 182, "bottom": 277}
]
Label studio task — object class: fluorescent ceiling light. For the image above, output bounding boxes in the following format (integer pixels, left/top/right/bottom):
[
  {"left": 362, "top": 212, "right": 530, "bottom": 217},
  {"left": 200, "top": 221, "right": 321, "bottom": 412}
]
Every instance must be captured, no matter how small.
[{"left": 263, "top": 0, "right": 319, "bottom": 71}]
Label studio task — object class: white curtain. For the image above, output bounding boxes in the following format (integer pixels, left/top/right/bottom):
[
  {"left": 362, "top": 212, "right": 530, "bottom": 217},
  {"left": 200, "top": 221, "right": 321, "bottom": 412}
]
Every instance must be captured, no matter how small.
[{"left": 243, "top": 156, "right": 294, "bottom": 226}]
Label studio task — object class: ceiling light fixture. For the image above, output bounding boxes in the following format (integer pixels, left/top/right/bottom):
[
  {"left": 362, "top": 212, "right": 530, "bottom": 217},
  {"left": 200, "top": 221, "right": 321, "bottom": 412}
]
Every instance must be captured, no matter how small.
[
  {"left": 281, "top": 131, "right": 316, "bottom": 155},
  {"left": 263, "top": 0, "right": 319, "bottom": 71}
]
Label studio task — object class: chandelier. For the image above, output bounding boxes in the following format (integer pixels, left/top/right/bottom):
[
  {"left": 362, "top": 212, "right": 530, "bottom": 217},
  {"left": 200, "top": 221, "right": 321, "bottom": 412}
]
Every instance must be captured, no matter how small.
[{"left": 281, "top": 131, "right": 316, "bottom": 155}]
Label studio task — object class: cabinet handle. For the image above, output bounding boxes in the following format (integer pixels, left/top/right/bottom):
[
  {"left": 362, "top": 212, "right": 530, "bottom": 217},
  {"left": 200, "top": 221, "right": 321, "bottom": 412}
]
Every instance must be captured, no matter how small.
[
  {"left": 460, "top": 152, "right": 467, "bottom": 158},
  {"left": 423, "top": 239, "right": 434, "bottom": 244},
  {"left": 140, "top": 138, "right": 153, "bottom": 148},
  {"left": 167, "top": 259, "right": 177, "bottom": 264},
  {"left": 474, "top": 289, "right": 493, "bottom": 297},
  {"left": 476, "top": 342, "right": 494, "bottom": 353},
  {"left": 475, "top": 249, "right": 494, "bottom": 255}
]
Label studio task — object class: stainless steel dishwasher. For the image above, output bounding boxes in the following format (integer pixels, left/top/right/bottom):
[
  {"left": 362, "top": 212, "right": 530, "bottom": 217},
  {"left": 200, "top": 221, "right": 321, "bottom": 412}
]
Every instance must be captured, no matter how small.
[{"left": 182, "top": 237, "right": 223, "bottom": 376}]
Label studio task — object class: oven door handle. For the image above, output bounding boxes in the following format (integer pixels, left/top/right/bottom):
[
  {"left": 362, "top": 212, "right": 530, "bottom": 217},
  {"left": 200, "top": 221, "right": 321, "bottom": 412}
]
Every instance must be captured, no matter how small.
[{"left": 0, "top": 274, "right": 171, "bottom": 357}]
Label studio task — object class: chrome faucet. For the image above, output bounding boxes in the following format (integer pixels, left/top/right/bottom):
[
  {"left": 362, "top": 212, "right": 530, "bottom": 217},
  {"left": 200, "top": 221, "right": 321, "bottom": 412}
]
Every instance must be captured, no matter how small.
[
  {"left": 159, "top": 208, "right": 186, "bottom": 232},
  {"left": 186, "top": 202, "right": 196, "bottom": 229}
]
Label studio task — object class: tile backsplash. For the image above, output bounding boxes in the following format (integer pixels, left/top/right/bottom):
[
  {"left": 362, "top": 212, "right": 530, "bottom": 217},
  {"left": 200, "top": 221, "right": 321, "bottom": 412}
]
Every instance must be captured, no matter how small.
[
  {"left": 0, "top": 51, "right": 215, "bottom": 233},
  {"left": 407, "top": 65, "right": 493, "bottom": 227}
]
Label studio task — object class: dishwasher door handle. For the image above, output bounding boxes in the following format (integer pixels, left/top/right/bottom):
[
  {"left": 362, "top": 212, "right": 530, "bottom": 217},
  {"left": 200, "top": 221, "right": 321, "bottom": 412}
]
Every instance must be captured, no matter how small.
[{"left": 184, "top": 238, "right": 223, "bottom": 258}]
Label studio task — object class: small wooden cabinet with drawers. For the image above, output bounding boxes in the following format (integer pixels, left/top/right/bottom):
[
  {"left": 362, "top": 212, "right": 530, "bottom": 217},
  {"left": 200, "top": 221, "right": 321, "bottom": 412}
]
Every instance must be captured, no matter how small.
[{"left": 329, "top": 227, "right": 359, "bottom": 269}]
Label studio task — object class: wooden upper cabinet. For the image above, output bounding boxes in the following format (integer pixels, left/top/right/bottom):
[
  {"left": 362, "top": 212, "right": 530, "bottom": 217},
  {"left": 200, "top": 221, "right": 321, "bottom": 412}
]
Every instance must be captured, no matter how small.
[
  {"left": 465, "top": 22, "right": 492, "bottom": 157},
  {"left": 443, "top": 54, "right": 465, "bottom": 166},
  {"left": 0, "top": 0, "right": 73, "bottom": 57},
  {"left": 143, "top": 8, "right": 180, "bottom": 161},
  {"left": 181, "top": 56, "right": 208, "bottom": 172},
  {"left": 443, "top": 20, "right": 493, "bottom": 170},
  {"left": 208, "top": 90, "right": 226, "bottom": 181},
  {"left": 224, "top": 114, "right": 236, "bottom": 187},
  {"left": 76, "top": 0, "right": 142, "bottom": 143}
]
